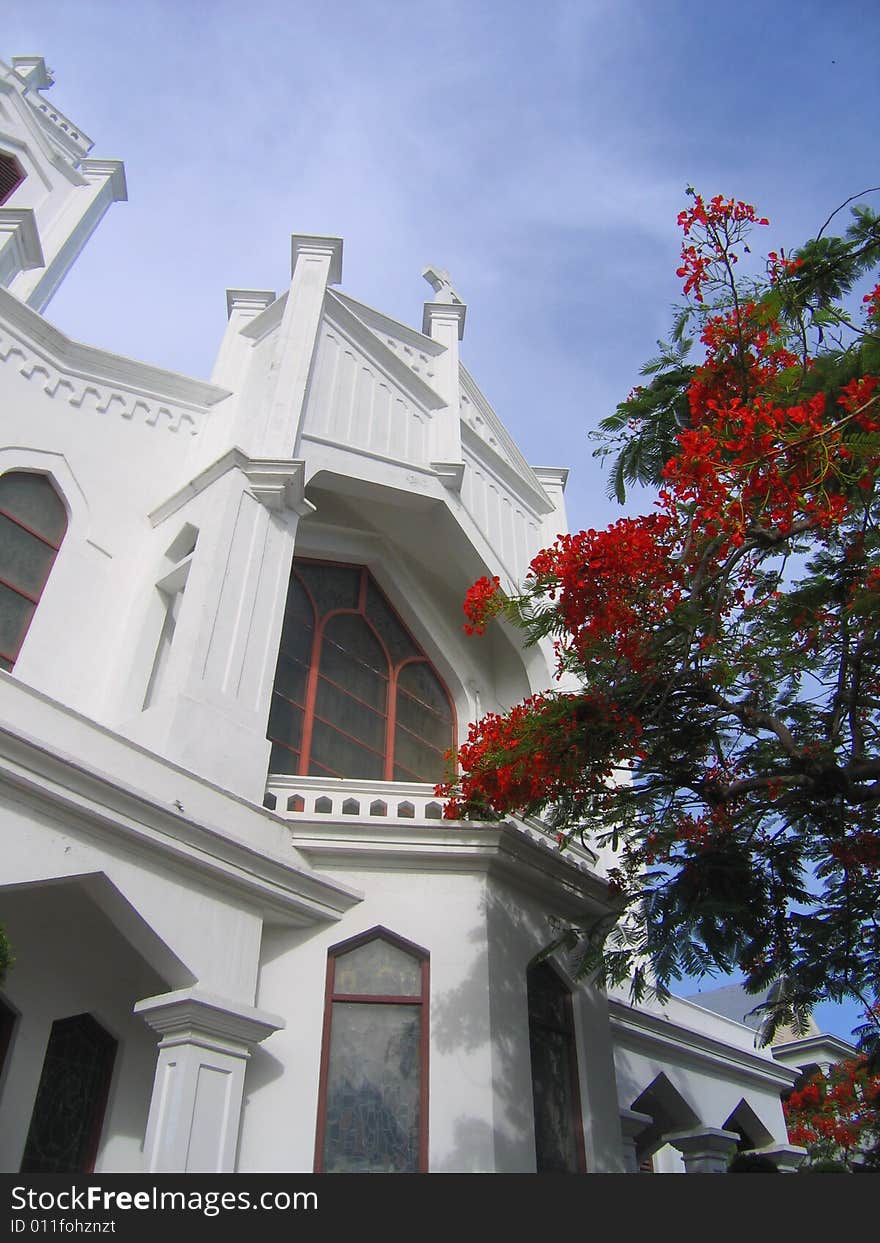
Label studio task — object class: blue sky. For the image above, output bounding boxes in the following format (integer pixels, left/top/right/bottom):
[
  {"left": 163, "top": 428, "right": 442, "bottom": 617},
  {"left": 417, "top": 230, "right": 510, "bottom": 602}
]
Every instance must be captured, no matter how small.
[{"left": 4, "top": 1, "right": 878, "bottom": 1041}]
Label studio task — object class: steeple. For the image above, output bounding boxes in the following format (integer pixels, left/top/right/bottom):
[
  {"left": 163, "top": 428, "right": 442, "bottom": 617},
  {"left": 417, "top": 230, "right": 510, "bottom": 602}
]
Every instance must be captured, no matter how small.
[{"left": 0, "top": 56, "right": 126, "bottom": 312}]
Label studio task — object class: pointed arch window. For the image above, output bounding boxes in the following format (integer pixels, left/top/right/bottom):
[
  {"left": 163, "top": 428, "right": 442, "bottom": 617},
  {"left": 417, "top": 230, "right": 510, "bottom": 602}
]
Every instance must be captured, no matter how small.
[
  {"left": 268, "top": 560, "right": 455, "bottom": 781},
  {"left": 315, "top": 928, "right": 429, "bottom": 1173},
  {"left": 527, "top": 961, "right": 587, "bottom": 1173},
  {"left": 0, "top": 471, "right": 68, "bottom": 671}
]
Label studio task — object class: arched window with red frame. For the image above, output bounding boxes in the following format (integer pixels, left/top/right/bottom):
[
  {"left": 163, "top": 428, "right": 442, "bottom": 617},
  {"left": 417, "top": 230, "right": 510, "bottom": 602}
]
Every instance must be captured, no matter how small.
[
  {"left": 0, "top": 471, "right": 68, "bottom": 671},
  {"left": 267, "top": 559, "right": 455, "bottom": 781},
  {"left": 314, "top": 927, "right": 429, "bottom": 1173}
]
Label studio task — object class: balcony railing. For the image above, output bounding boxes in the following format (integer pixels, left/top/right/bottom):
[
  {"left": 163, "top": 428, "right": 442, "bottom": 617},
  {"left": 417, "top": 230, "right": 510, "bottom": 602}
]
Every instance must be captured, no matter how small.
[{"left": 263, "top": 773, "right": 598, "bottom": 869}]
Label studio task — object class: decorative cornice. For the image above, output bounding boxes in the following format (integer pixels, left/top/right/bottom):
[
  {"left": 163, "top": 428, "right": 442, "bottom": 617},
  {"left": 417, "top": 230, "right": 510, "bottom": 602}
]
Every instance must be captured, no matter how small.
[
  {"left": 287, "top": 820, "right": 613, "bottom": 921},
  {"left": 0, "top": 677, "right": 361, "bottom": 925},
  {"left": 0, "top": 286, "right": 229, "bottom": 435},
  {"left": 422, "top": 299, "right": 467, "bottom": 340},
  {"left": 0, "top": 207, "right": 44, "bottom": 270},
  {"left": 148, "top": 450, "right": 314, "bottom": 525},
  {"left": 243, "top": 457, "right": 316, "bottom": 515},
  {"left": 291, "top": 234, "right": 343, "bottom": 284},
  {"left": 135, "top": 988, "right": 285, "bottom": 1053},
  {"left": 225, "top": 289, "right": 276, "bottom": 320},
  {"left": 608, "top": 998, "right": 799, "bottom": 1090},
  {"left": 79, "top": 158, "right": 127, "bottom": 202}
]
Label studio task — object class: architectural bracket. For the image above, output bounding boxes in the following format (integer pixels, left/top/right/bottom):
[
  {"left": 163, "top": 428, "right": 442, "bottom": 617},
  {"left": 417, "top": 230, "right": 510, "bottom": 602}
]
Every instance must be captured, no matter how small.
[
  {"left": 0, "top": 207, "right": 44, "bottom": 271},
  {"left": 243, "top": 457, "right": 316, "bottom": 515},
  {"left": 431, "top": 460, "right": 465, "bottom": 492}
]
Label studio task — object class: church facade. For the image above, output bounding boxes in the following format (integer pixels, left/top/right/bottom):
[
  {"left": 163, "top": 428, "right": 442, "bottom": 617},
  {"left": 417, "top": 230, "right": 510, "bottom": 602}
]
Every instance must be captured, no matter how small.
[{"left": 0, "top": 56, "right": 806, "bottom": 1174}]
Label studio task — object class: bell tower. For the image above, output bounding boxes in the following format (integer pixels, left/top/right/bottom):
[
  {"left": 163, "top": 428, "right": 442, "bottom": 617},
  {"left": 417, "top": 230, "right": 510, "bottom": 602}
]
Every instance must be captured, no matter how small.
[{"left": 0, "top": 55, "right": 126, "bottom": 312}]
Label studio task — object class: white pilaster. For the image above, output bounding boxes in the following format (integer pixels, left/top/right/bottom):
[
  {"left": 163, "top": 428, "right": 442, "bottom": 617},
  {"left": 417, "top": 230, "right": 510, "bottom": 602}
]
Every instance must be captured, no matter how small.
[
  {"left": 210, "top": 289, "right": 276, "bottom": 390},
  {"left": 422, "top": 267, "right": 466, "bottom": 480},
  {"left": 259, "top": 234, "right": 343, "bottom": 459},
  {"left": 9, "top": 159, "right": 127, "bottom": 313},
  {"left": 667, "top": 1126, "right": 740, "bottom": 1173},
  {"left": 133, "top": 453, "right": 314, "bottom": 801},
  {"left": 136, "top": 988, "right": 284, "bottom": 1173}
]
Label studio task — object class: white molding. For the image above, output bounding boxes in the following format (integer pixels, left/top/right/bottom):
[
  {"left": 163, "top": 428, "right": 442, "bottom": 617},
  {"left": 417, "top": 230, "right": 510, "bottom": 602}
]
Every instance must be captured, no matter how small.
[
  {"left": 225, "top": 289, "right": 276, "bottom": 319},
  {"left": 323, "top": 296, "right": 446, "bottom": 411},
  {"left": 608, "top": 999, "right": 799, "bottom": 1090},
  {"left": 0, "top": 287, "right": 230, "bottom": 429},
  {"left": 147, "top": 449, "right": 314, "bottom": 525},
  {"left": 135, "top": 988, "right": 285, "bottom": 1049},
  {"left": 290, "top": 234, "right": 343, "bottom": 284},
  {"left": 0, "top": 207, "right": 44, "bottom": 270},
  {"left": 0, "top": 678, "right": 361, "bottom": 925}
]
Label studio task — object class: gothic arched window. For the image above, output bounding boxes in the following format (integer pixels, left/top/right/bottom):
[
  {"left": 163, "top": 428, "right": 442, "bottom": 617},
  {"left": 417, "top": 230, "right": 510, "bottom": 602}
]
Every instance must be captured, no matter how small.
[
  {"left": 268, "top": 560, "right": 455, "bottom": 782},
  {"left": 527, "top": 961, "right": 587, "bottom": 1173},
  {"left": 314, "top": 928, "right": 429, "bottom": 1173},
  {"left": 0, "top": 471, "right": 68, "bottom": 671}
]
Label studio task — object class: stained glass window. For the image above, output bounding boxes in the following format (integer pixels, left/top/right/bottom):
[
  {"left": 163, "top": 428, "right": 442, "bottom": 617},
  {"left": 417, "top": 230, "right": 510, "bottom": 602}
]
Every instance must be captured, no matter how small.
[
  {"left": 527, "top": 962, "right": 586, "bottom": 1173},
  {"left": 20, "top": 1013, "right": 117, "bottom": 1174},
  {"left": 0, "top": 152, "right": 25, "bottom": 205},
  {"left": 316, "top": 929, "right": 428, "bottom": 1173},
  {"left": 268, "top": 560, "right": 455, "bottom": 781},
  {"left": 0, "top": 472, "right": 67, "bottom": 671}
]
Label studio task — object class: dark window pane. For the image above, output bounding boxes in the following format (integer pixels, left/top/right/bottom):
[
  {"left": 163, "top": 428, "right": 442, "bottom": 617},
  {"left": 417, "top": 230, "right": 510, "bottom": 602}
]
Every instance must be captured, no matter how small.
[
  {"left": 321, "top": 615, "right": 388, "bottom": 704},
  {"left": 322, "top": 1003, "right": 421, "bottom": 1172},
  {"left": 527, "top": 964, "right": 584, "bottom": 1174},
  {"left": 309, "top": 720, "right": 385, "bottom": 780},
  {"left": 365, "top": 580, "right": 418, "bottom": 664},
  {"left": 0, "top": 515, "right": 59, "bottom": 597},
  {"left": 315, "top": 678, "right": 386, "bottom": 751},
  {"left": 274, "top": 652, "right": 309, "bottom": 705},
  {"left": 21, "top": 1014, "right": 117, "bottom": 1174},
  {"left": 0, "top": 473, "right": 66, "bottom": 545},
  {"left": 393, "top": 727, "right": 446, "bottom": 783},
  {"left": 0, "top": 586, "right": 35, "bottom": 660},
  {"left": 295, "top": 561, "right": 360, "bottom": 614},
  {"left": 334, "top": 939, "right": 421, "bottom": 996},
  {"left": 269, "top": 739, "right": 300, "bottom": 773},
  {"left": 268, "top": 695, "right": 304, "bottom": 752}
]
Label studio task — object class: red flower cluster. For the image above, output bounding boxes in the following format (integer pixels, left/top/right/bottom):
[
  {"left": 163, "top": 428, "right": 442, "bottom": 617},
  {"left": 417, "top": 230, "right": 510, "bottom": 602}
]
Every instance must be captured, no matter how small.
[
  {"left": 784, "top": 1058, "right": 880, "bottom": 1165},
  {"left": 462, "top": 575, "right": 503, "bottom": 635},
  {"left": 527, "top": 516, "right": 681, "bottom": 671},
  {"left": 675, "top": 194, "right": 769, "bottom": 303},
  {"left": 435, "top": 692, "right": 641, "bottom": 819}
]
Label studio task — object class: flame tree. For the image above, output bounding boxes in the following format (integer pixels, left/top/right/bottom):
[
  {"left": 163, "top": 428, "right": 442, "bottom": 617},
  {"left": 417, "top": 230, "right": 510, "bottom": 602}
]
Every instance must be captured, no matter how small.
[{"left": 439, "top": 190, "right": 880, "bottom": 1049}]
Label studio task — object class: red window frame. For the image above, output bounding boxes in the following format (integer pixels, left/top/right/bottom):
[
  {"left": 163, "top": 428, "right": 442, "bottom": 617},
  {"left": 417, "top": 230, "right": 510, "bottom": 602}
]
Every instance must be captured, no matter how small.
[
  {"left": 0, "top": 471, "right": 68, "bottom": 671},
  {"left": 314, "top": 926, "right": 430, "bottom": 1173},
  {"left": 268, "top": 559, "right": 456, "bottom": 782}
]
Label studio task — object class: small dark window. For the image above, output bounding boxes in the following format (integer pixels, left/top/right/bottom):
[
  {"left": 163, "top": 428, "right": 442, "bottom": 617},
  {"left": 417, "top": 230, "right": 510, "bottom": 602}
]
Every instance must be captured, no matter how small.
[
  {"left": 21, "top": 1013, "right": 117, "bottom": 1174},
  {"left": 0, "top": 472, "right": 67, "bottom": 671},
  {"left": 315, "top": 929, "right": 429, "bottom": 1173},
  {"left": 268, "top": 560, "right": 455, "bottom": 781},
  {"left": 0, "top": 152, "right": 25, "bottom": 204},
  {"left": 527, "top": 962, "right": 587, "bottom": 1173}
]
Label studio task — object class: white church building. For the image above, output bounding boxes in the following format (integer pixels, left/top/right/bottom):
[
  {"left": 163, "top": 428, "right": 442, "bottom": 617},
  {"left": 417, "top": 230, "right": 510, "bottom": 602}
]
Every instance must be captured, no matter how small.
[{"left": 0, "top": 55, "right": 810, "bottom": 1175}]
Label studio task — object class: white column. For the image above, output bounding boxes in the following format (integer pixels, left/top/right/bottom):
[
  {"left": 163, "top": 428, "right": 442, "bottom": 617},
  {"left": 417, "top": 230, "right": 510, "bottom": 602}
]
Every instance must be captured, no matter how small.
[
  {"left": 135, "top": 988, "right": 284, "bottom": 1173},
  {"left": 758, "top": 1144, "right": 807, "bottom": 1173},
  {"left": 667, "top": 1127, "right": 740, "bottom": 1173}
]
